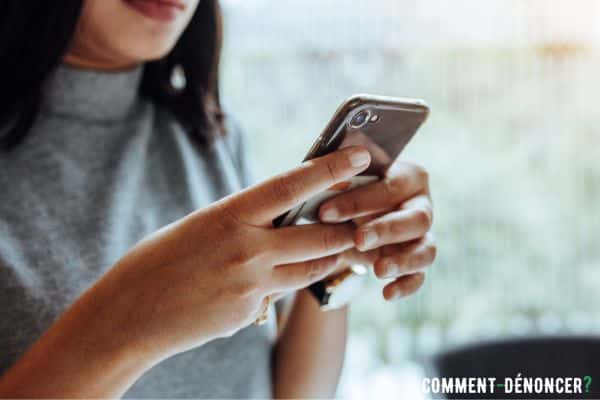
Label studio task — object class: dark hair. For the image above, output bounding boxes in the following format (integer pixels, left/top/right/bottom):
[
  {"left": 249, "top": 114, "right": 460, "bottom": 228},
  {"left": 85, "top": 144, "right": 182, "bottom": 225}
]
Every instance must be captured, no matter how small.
[{"left": 0, "top": 0, "right": 224, "bottom": 149}]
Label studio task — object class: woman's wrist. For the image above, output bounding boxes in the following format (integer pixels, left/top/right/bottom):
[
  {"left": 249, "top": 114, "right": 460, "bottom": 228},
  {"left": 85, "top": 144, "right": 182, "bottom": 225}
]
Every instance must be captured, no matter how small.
[{"left": 274, "top": 288, "right": 349, "bottom": 398}]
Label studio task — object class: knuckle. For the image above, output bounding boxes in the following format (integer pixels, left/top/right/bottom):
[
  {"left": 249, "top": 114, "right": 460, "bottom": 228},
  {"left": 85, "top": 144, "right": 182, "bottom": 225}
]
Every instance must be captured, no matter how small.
[
  {"left": 305, "top": 256, "right": 336, "bottom": 281},
  {"left": 403, "top": 241, "right": 434, "bottom": 270},
  {"left": 249, "top": 233, "right": 269, "bottom": 260},
  {"left": 383, "top": 177, "right": 405, "bottom": 201},
  {"left": 224, "top": 279, "right": 261, "bottom": 300},
  {"left": 401, "top": 273, "right": 425, "bottom": 294},
  {"left": 339, "top": 196, "right": 361, "bottom": 216},
  {"left": 324, "top": 158, "right": 341, "bottom": 182},
  {"left": 237, "top": 280, "right": 262, "bottom": 298},
  {"left": 385, "top": 220, "right": 403, "bottom": 238},
  {"left": 304, "top": 260, "right": 323, "bottom": 281},
  {"left": 415, "top": 272, "right": 426, "bottom": 285},
  {"left": 414, "top": 207, "right": 433, "bottom": 230},
  {"left": 320, "top": 228, "right": 346, "bottom": 253},
  {"left": 216, "top": 203, "right": 245, "bottom": 230},
  {"left": 373, "top": 259, "right": 389, "bottom": 278},
  {"left": 270, "top": 175, "right": 302, "bottom": 206},
  {"left": 228, "top": 248, "right": 251, "bottom": 266},
  {"left": 371, "top": 219, "right": 398, "bottom": 241},
  {"left": 410, "top": 251, "right": 428, "bottom": 268},
  {"left": 411, "top": 163, "right": 430, "bottom": 185},
  {"left": 227, "top": 242, "right": 261, "bottom": 267}
]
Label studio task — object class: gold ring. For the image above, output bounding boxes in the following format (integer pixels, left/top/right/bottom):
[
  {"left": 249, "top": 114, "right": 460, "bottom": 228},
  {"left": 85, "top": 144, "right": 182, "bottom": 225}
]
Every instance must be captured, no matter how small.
[{"left": 254, "top": 295, "right": 272, "bottom": 326}]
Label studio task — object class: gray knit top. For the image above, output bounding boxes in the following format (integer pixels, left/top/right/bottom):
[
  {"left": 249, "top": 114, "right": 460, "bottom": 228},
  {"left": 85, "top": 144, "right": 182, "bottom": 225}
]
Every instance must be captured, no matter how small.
[{"left": 0, "top": 65, "right": 276, "bottom": 398}]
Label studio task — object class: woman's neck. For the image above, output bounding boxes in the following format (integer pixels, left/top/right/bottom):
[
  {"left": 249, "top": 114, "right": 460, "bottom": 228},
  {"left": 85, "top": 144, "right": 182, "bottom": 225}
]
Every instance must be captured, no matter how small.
[{"left": 63, "top": 48, "right": 140, "bottom": 72}]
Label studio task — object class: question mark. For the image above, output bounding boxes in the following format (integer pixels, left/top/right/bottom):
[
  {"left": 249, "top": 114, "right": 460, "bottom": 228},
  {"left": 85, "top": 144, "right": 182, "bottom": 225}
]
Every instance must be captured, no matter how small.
[{"left": 584, "top": 375, "right": 592, "bottom": 393}]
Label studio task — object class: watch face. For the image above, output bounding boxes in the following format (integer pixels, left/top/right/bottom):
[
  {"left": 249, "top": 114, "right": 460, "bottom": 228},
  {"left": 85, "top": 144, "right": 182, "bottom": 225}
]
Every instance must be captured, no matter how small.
[{"left": 320, "top": 268, "right": 368, "bottom": 311}]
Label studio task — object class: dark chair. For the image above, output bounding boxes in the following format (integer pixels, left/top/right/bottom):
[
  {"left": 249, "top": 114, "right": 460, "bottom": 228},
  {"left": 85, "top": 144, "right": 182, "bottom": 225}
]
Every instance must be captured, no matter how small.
[{"left": 426, "top": 336, "right": 600, "bottom": 399}]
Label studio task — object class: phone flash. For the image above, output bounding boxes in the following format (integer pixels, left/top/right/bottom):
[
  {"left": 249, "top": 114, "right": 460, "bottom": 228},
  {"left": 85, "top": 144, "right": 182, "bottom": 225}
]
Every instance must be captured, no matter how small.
[{"left": 369, "top": 114, "right": 380, "bottom": 123}]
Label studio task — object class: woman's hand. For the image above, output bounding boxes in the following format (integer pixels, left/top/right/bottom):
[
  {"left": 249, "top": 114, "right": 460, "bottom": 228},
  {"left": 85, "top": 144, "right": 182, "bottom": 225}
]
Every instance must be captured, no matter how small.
[
  {"left": 0, "top": 146, "right": 373, "bottom": 398},
  {"left": 318, "top": 161, "right": 436, "bottom": 300},
  {"left": 95, "top": 146, "right": 372, "bottom": 361}
]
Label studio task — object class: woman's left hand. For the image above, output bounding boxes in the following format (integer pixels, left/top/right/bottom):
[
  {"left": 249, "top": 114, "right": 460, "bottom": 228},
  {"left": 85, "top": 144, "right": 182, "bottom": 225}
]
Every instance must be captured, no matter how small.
[{"left": 318, "top": 161, "right": 436, "bottom": 301}]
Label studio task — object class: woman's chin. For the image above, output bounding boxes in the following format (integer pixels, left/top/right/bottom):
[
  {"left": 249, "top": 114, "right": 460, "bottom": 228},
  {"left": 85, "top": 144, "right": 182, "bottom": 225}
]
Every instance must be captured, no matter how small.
[{"left": 118, "top": 40, "right": 178, "bottom": 63}]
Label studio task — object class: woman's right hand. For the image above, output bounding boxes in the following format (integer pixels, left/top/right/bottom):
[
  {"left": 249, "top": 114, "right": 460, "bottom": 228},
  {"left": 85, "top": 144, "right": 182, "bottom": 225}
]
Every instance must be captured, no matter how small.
[{"left": 93, "top": 145, "right": 372, "bottom": 362}]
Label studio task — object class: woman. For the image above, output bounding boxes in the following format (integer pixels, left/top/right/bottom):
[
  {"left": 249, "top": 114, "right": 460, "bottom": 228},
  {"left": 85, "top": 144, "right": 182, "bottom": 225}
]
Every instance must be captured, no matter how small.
[{"left": 0, "top": 0, "right": 436, "bottom": 397}]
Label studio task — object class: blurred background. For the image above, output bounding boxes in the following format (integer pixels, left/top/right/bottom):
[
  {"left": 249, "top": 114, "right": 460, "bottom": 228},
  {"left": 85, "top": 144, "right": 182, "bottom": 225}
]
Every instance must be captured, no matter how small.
[{"left": 219, "top": 0, "right": 600, "bottom": 398}]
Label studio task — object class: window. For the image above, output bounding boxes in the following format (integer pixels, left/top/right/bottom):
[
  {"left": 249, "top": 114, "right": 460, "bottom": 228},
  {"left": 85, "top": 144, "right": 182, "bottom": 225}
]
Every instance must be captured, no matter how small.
[{"left": 221, "top": 1, "right": 600, "bottom": 397}]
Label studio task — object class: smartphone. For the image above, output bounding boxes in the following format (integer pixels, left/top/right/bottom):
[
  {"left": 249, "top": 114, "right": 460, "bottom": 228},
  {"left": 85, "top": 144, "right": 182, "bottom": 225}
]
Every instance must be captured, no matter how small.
[{"left": 274, "top": 94, "right": 430, "bottom": 308}]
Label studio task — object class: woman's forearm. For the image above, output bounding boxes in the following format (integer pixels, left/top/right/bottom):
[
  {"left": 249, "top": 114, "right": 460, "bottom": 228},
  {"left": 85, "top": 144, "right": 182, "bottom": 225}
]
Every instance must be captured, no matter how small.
[
  {"left": 0, "top": 280, "right": 158, "bottom": 398},
  {"left": 273, "top": 289, "right": 348, "bottom": 399}
]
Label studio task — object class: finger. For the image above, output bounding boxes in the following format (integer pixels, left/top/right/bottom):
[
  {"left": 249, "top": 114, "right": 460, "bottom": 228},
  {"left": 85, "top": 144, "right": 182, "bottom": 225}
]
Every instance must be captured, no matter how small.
[
  {"left": 229, "top": 146, "right": 371, "bottom": 225},
  {"left": 382, "top": 272, "right": 425, "bottom": 301},
  {"left": 268, "top": 254, "right": 343, "bottom": 292},
  {"left": 373, "top": 234, "right": 436, "bottom": 279},
  {"left": 338, "top": 246, "right": 380, "bottom": 267},
  {"left": 268, "top": 222, "right": 355, "bottom": 264},
  {"left": 319, "top": 162, "right": 428, "bottom": 223},
  {"left": 401, "top": 191, "right": 433, "bottom": 220},
  {"left": 355, "top": 194, "right": 433, "bottom": 251}
]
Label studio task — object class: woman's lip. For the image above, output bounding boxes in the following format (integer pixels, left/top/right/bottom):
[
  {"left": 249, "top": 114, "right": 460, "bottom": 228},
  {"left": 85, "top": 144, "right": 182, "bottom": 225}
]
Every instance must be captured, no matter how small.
[{"left": 123, "top": 0, "right": 185, "bottom": 22}]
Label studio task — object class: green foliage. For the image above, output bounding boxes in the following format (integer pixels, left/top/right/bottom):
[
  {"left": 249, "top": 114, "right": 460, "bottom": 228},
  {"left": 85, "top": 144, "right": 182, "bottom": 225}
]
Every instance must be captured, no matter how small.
[{"left": 220, "top": 8, "right": 600, "bottom": 366}]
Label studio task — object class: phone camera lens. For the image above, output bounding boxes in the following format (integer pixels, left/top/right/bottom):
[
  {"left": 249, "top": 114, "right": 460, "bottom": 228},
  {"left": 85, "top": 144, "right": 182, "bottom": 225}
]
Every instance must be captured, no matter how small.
[{"left": 349, "top": 110, "right": 370, "bottom": 129}]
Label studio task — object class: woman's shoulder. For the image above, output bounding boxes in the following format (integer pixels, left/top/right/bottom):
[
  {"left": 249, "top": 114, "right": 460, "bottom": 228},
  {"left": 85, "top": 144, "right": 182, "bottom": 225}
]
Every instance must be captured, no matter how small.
[
  {"left": 220, "top": 109, "right": 256, "bottom": 187},
  {"left": 222, "top": 110, "right": 245, "bottom": 153}
]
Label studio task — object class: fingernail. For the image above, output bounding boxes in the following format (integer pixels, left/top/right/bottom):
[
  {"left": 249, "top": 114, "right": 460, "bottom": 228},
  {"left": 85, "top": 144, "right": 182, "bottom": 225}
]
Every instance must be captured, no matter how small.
[
  {"left": 360, "top": 229, "right": 378, "bottom": 250},
  {"left": 349, "top": 150, "right": 370, "bottom": 167},
  {"left": 321, "top": 207, "right": 339, "bottom": 222},
  {"left": 385, "top": 288, "right": 404, "bottom": 301}
]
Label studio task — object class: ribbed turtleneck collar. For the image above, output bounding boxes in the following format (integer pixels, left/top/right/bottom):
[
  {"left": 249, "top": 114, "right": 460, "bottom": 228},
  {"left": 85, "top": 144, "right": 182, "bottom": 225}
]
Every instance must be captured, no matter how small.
[{"left": 41, "top": 64, "right": 144, "bottom": 121}]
